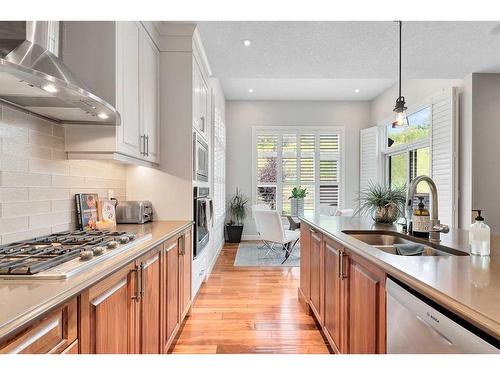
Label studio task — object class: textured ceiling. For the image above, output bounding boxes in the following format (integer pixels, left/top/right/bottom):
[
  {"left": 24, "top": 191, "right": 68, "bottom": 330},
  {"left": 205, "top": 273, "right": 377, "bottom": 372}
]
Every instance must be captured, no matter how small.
[{"left": 196, "top": 21, "right": 500, "bottom": 100}]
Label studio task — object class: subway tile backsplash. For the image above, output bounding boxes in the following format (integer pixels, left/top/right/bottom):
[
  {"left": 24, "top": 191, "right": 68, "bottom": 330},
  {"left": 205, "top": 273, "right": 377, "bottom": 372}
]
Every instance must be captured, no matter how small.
[{"left": 0, "top": 104, "right": 127, "bottom": 245}]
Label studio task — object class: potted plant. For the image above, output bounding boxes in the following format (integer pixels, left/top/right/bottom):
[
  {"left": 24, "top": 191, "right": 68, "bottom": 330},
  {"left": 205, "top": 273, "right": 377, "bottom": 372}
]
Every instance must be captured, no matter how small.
[
  {"left": 288, "top": 186, "right": 307, "bottom": 217},
  {"left": 356, "top": 182, "right": 406, "bottom": 224},
  {"left": 225, "top": 188, "right": 248, "bottom": 243}
]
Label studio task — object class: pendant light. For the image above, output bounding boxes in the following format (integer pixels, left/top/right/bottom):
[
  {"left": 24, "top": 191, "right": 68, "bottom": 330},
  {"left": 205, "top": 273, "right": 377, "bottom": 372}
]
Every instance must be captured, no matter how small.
[{"left": 392, "top": 20, "right": 408, "bottom": 128}]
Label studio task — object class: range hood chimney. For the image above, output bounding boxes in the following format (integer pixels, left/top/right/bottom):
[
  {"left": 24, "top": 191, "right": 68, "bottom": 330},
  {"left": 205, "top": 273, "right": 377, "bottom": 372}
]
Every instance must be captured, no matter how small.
[{"left": 0, "top": 21, "right": 120, "bottom": 125}]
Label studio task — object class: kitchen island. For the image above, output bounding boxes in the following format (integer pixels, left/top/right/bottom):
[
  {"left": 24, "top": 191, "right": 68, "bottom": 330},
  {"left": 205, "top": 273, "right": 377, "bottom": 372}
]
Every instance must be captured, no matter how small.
[
  {"left": 0, "top": 220, "right": 193, "bottom": 353},
  {"left": 298, "top": 214, "right": 500, "bottom": 353}
]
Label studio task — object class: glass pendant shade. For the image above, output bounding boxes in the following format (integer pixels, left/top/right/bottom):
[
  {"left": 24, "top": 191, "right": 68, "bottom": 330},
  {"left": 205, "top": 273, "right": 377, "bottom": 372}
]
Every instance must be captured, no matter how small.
[{"left": 392, "top": 96, "right": 408, "bottom": 128}]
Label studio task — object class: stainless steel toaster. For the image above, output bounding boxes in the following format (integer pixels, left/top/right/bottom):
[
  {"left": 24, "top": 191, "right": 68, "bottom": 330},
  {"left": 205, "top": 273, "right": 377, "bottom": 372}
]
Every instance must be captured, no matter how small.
[{"left": 116, "top": 200, "right": 153, "bottom": 224}]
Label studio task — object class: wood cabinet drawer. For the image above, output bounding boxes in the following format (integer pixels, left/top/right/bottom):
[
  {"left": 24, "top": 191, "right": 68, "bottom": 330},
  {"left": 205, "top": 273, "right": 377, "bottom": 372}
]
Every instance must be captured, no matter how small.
[
  {"left": 0, "top": 298, "right": 77, "bottom": 354},
  {"left": 61, "top": 340, "right": 79, "bottom": 354}
]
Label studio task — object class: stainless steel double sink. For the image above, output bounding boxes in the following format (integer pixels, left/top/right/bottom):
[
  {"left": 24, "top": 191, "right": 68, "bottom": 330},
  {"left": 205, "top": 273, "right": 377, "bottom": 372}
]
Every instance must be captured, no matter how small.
[{"left": 342, "top": 230, "right": 469, "bottom": 257}]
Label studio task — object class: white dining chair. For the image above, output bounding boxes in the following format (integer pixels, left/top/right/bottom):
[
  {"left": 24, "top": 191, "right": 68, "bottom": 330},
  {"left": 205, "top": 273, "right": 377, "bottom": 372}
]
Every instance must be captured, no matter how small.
[
  {"left": 252, "top": 204, "right": 271, "bottom": 249},
  {"left": 254, "top": 210, "right": 300, "bottom": 264}
]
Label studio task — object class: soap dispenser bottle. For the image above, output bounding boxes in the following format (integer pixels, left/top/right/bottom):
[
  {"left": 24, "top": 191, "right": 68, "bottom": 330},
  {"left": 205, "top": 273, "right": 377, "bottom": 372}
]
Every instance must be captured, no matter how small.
[
  {"left": 469, "top": 210, "right": 490, "bottom": 256},
  {"left": 412, "top": 196, "right": 430, "bottom": 238}
]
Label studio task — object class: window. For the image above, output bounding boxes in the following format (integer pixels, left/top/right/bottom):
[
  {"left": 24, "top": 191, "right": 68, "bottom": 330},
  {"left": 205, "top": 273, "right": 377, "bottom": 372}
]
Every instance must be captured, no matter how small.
[
  {"left": 213, "top": 105, "right": 225, "bottom": 224},
  {"left": 254, "top": 128, "right": 343, "bottom": 215},
  {"left": 385, "top": 107, "right": 431, "bottom": 198}
]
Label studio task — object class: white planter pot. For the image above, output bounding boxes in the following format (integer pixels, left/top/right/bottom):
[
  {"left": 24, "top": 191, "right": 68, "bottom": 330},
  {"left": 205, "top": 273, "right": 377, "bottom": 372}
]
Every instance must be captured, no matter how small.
[{"left": 290, "top": 198, "right": 304, "bottom": 217}]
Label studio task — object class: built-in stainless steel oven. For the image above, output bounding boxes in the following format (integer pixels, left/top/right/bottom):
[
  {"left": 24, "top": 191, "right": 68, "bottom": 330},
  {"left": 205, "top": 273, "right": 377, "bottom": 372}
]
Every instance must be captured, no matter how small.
[
  {"left": 193, "top": 187, "right": 213, "bottom": 259},
  {"left": 193, "top": 132, "right": 209, "bottom": 182}
]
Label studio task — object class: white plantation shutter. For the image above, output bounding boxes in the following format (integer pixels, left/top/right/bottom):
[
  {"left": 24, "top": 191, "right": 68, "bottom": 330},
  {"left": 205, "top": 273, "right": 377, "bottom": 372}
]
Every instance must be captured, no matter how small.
[
  {"left": 213, "top": 104, "right": 225, "bottom": 224},
  {"left": 253, "top": 128, "right": 343, "bottom": 215},
  {"left": 431, "top": 87, "right": 459, "bottom": 227},
  {"left": 360, "top": 126, "right": 380, "bottom": 192},
  {"left": 319, "top": 134, "right": 340, "bottom": 206}
]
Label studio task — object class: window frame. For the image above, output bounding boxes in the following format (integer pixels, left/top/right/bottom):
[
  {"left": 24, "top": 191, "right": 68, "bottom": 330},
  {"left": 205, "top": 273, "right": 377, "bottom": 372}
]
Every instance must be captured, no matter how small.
[
  {"left": 380, "top": 101, "right": 433, "bottom": 189},
  {"left": 252, "top": 126, "right": 345, "bottom": 215}
]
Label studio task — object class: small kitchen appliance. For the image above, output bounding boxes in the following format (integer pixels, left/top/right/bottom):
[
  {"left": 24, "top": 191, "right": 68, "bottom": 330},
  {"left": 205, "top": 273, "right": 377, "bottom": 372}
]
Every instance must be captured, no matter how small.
[{"left": 116, "top": 200, "right": 153, "bottom": 224}]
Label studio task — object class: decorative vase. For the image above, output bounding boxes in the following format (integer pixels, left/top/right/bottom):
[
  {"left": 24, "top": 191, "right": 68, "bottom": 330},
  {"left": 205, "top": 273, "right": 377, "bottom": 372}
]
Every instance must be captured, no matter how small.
[
  {"left": 290, "top": 198, "right": 304, "bottom": 217},
  {"left": 372, "top": 204, "right": 399, "bottom": 224}
]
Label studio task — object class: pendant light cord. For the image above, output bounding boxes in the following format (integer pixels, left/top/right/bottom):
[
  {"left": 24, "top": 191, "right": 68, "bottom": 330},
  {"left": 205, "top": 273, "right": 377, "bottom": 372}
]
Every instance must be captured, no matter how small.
[{"left": 398, "top": 20, "right": 402, "bottom": 99}]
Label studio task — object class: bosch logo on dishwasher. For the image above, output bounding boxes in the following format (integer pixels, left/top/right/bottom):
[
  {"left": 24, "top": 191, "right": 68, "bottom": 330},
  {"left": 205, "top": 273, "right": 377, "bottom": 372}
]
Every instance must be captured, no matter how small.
[{"left": 427, "top": 312, "right": 440, "bottom": 323}]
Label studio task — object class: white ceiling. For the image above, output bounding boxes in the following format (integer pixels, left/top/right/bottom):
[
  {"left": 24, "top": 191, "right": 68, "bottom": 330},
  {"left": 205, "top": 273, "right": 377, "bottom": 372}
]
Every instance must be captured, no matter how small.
[{"left": 196, "top": 21, "right": 500, "bottom": 100}]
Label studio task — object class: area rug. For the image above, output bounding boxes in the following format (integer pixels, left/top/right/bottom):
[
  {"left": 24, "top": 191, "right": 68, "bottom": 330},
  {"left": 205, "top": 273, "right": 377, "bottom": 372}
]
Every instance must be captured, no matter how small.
[{"left": 234, "top": 242, "right": 300, "bottom": 267}]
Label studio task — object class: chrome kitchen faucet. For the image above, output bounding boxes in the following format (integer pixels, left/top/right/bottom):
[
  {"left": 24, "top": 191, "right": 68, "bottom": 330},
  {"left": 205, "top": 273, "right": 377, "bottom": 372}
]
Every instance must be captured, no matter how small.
[{"left": 406, "top": 175, "right": 449, "bottom": 242}]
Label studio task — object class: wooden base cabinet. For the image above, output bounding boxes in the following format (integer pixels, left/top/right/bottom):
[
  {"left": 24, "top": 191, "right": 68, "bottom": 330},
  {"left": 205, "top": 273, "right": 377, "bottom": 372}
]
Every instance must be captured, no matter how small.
[
  {"left": 323, "top": 238, "right": 347, "bottom": 353},
  {"left": 0, "top": 299, "right": 77, "bottom": 354},
  {"left": 347, "top": 252, "right": 386, "bottom": 354},
  {"left": 79, "top": 263, "right": 138, "bottom": 354},
  {"left": 161, "top": 238, "right": 180, "bottom": 352},
  {"left": 179, "top": 230, "right": 192, "bottom": 321},
  {"left": 299, "top": 223, "right": 387, "bottom": 354},
  {"left": 309, "top": 227, "right": 324, "bottom": 324},
  {"left": 136, "top": 246, "right": 162, "bottom": 354}
]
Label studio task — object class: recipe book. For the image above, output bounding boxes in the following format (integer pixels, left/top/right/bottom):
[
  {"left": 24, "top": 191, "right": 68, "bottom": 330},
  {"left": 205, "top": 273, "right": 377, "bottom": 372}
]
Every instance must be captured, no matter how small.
[{"left": 75, "top": 193, "right": 99, "bottom": 230}]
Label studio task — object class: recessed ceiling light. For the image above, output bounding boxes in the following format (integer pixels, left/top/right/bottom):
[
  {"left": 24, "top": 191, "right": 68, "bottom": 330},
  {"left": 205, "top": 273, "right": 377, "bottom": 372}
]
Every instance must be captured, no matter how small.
[
  {"left": 248, "top": 88, "right": 254, "bottom": 93},
  {"left": 42, "top": 84, "right": 58, "bottom": 93},
  {"left": 98, "top": 113, "right": 109, "bottom": 120},
  {"left": 242, "top": 39, "right": 252, "bottom": 47},
  {"left": 354, "top": 89, "right": 360, "bottom": 93}
]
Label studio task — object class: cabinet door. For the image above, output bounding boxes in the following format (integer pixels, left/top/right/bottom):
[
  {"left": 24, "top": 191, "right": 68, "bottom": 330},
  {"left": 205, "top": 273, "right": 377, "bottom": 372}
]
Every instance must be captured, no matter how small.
[
  {"left": 199, "top": 73, "right": 209, "bottom": 136},
  {"left": 347, "top": 252, "right": 386, "bottom": 354},
  {"left": 309, "top": 229, "right": 323, "bottom": 324},
  {"left": 299, "top": 223, "right": 311, "bottom": 302},
  {"left": 116, "top": 21, "right": 142, "bottom": 158},
  {"left": 323, "top": 238, "right": 345, "bottom": 353},
  {"left": 0, "top": 299, "right": 77, "bottom": 354},
  {"left": 137, "top": 246, "right": 161, "bottom": 354},
  {"left": 179, "top": 230, "right": 192, "bottom": 320},
  {"left": 192, "top": 61, "right": 200, "bottom": 131},
  {"left": 162, "top": 239, "right": 180, "bottom": 352},
  {"left": 140, "top": 27, "right": 160, "bottom": 163},
  {"left": 80, "top": 264, "right": 137, "bottom": 354}
]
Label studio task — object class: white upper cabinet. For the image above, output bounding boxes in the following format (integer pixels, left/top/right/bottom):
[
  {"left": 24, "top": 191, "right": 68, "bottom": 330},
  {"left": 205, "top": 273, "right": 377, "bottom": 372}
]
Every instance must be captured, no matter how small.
[
  {"left": 193, "top": 59, "right": 209, "bottom": 140},
  {"left": 63, "top": 21, "right": 160, "bottom": 166},
  {"left": 116, "top": 21, "right": 142, "bottom": 158},
  {"left": 140, "top": 28, "right": 160, "bottom": 163}
]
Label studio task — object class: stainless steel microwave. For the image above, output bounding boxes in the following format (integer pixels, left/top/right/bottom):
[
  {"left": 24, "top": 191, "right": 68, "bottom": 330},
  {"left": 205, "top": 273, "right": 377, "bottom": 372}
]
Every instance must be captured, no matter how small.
[{"left": 193, "top": 131, "right": 209, "bottom": 182}]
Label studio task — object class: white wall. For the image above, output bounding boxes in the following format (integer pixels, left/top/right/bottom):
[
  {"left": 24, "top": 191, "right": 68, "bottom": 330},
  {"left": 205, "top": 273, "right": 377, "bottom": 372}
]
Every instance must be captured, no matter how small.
[
  {"left": 369, "top": 79, "right": 463, "bottom": 125},
  {"left": 469, "top": 73, "right": 500, "bottom": 233},
  {"left": 226, "top": 100, "right": 371, "bottom": 237},
  {"left": 126, "top": 166, "right": 192, "bottom": 220}
]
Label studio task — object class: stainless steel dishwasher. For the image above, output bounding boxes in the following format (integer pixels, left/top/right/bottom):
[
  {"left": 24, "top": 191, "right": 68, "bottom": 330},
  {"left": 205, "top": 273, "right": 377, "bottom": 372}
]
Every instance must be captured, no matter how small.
[{"left": 386, "top": 278, "right": 499, "bottom": 354}]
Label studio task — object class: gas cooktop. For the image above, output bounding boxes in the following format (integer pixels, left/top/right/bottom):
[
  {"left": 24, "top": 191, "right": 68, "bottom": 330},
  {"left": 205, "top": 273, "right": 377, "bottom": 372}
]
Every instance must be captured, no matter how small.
[{"left": 0, "top": 229, "right": 152, "bottom": 279}]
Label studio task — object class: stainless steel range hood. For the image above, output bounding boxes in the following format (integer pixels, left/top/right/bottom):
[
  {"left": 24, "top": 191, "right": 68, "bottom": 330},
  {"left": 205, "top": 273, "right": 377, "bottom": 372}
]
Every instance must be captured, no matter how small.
[{"left": 0, "top": 21, "right": 120, "bottom": 125}]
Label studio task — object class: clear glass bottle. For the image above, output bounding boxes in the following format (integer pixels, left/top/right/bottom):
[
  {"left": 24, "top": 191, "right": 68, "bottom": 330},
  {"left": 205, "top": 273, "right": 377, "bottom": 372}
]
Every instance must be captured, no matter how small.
[{"left": 469, "top": 210, "right": 490, "bottom": 256}]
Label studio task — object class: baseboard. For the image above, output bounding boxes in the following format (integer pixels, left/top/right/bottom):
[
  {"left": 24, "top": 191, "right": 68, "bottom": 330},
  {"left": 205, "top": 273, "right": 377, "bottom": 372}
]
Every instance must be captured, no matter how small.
[{"left": 241, "top": 234, "right": 261, "bottom": 241}]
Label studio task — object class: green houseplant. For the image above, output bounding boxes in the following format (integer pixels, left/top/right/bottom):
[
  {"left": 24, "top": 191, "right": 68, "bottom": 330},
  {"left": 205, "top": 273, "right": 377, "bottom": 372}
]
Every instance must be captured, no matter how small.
[
  {"left": 226, "top": 188, "right": 249, "bottom": 243},
  {"left": 288, "top": 186, "right": 307, "bottom": 217},
  {"left": 356, "top": 182, "right": 406, "bottom": 224}
]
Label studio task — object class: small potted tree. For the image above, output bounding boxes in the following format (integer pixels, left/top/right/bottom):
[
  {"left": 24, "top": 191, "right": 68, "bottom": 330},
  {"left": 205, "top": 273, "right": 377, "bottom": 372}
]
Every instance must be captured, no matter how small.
[
  {"left": 289, "top": 186, "right": 307, "bottom": 217},
  {"left": 225, "top": 188, "right": 248, "bottom": 243}
]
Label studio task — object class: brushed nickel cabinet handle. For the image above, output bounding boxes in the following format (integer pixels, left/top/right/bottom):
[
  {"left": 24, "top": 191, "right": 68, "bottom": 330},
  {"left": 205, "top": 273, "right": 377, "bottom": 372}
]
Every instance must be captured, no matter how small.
[
  {"left": 132, "top": 265, "right": 141, "bottom": 300},
  {"left": 309, "top": 228, "right": 317, "bottom": 234},
  {"left": 140, "top": 262, "right": 145, "bottom": 298},
  {"left": 146, "top": 135, "right": 149, "bottom": 156},
  {"left": 339, "top": 251, "right": 348, "bottom": 280}
]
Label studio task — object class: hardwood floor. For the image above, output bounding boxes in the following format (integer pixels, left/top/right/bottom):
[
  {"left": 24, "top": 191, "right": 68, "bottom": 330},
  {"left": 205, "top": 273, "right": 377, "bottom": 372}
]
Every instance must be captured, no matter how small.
[{"left": 171, "top": 242, "right": 331, "bottom": 354}]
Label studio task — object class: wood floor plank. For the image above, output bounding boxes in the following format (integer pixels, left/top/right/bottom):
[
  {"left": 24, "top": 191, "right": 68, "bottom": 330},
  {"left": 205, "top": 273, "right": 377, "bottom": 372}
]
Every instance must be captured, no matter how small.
[{"left": 171, "top": 242, "right": 331, "bottom": 354}]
